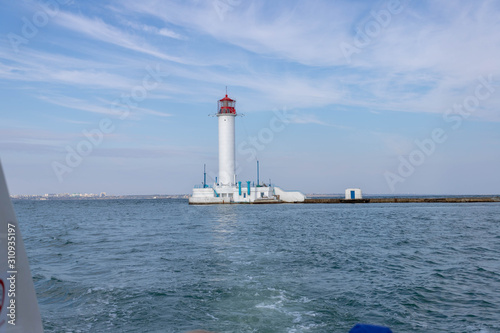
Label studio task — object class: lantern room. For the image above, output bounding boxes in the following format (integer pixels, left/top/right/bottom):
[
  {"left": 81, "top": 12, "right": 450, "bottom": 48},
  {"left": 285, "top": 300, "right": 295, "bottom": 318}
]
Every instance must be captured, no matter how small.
[{"left": 218, "top": 94, "right": 236, "bottom": 115}]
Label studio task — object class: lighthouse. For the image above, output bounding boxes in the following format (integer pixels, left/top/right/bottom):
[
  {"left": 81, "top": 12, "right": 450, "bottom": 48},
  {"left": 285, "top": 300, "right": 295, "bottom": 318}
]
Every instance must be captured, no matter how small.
[
  {"left": 189, "top": 93, "right": 306, "bottom": 204},
  {"left": 217, "top": 94, "right": 236, "bottom": 186}
]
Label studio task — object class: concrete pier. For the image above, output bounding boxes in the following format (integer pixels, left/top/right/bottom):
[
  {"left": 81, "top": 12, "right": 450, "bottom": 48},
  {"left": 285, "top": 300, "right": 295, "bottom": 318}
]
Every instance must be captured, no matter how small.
[
  {"left": 304, "top": 197, "right": 500, "bottom": 204},
  {"left": 189, "top": 196, "right": 500, "bottom": 205}
]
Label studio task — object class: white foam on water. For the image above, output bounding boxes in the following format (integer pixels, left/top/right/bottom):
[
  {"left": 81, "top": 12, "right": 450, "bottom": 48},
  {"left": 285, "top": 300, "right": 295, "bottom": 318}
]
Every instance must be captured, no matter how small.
[
  {"left": 287, "top": 322, "right": 328, "bottom": 333},
  {"left": 254, "top": 287, "right": 321, "bottom": 331},
  {"left": 298, "top": 296, "right": 312, "bottom": 303},
  {"left": 206, "top": 313, "right": 219, "bottom": 321}
]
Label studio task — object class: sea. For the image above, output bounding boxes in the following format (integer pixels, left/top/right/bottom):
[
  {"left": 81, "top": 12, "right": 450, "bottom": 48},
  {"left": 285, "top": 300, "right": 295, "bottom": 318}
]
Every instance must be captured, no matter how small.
[{"left": 13, "top": 199, "right": 500, "bottom": 333}]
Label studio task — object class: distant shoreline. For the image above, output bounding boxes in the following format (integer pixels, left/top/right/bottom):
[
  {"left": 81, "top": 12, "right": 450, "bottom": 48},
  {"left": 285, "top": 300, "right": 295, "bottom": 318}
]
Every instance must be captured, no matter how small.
[{"left": 11, "top": 195, "right": 189, "bottom": 200}]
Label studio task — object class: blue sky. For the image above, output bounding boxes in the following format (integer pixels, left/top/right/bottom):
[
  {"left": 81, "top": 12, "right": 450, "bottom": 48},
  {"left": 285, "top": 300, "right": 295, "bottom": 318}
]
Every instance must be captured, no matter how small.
[{"left": 1, "top": 0, "right": 499, "bottom": 195}]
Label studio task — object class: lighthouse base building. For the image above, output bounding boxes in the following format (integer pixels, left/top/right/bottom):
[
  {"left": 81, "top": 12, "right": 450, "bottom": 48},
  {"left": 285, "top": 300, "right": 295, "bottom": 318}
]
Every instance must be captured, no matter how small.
[
  {"left": 189, "top": 94, "right": 306, "bottom": 205},
  {"left": 190, "top": 184, "right": 306, "bottom": 204}
]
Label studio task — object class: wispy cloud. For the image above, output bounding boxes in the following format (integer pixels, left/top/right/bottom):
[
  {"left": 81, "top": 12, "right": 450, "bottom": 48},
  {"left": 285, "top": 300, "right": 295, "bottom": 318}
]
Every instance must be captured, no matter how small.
[
  {"left": 121, "top": 20, "right": 184, "bottom": 40},
  {"left": 50, "top": 117, "right": 93, "bottom": 125},
  {"left": 0, "top": 128, "right": 80, "bottom": 152},
  {"left": 38, "top": 95, "right": 172, "bottom": 119},
  {"left": 53, "top": 11, "right": 189, "bottom": 64},
  {"left": 0, "top": 47, "right": 135, "bottom": 90},
  {"left": 288, "top": 113, "right": 329, "bottom": 126},
  {"left": 123, "top": 0, "right": 353, "bottom": 66},
  {"left": 37, "top": 95, "right": 123, "bottom": 117}
]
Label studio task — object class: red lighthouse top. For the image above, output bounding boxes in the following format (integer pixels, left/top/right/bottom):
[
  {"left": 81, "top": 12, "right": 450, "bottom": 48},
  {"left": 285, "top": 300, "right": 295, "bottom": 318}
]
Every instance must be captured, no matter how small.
[{"left": 218, "top": 94, "right": 236, "bottom": 115}]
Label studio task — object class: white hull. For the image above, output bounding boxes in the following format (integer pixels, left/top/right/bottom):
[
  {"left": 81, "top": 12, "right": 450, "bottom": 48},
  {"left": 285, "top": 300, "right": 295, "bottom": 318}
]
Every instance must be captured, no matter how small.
[{"left": 0, "top": 161, "right": 44, "bottom": 332}]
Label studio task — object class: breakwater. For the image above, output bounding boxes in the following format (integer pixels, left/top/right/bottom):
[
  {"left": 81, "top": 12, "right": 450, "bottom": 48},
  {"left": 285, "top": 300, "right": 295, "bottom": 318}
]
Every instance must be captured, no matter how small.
[
  {"left": 190, "top": 196, "right": 500, "bottom": 205},
  {"left": 304, "top": 197, "right": 500, "bottom": 204}
]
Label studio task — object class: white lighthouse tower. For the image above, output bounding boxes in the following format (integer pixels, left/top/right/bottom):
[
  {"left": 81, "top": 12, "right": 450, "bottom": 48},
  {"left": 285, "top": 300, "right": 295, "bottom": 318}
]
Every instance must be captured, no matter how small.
[
  {"left": 217, "top": 94, "right": 236, "bottom": 186},
  {"left": 189, "top": 93, "right": 306, "bottom": 204}
]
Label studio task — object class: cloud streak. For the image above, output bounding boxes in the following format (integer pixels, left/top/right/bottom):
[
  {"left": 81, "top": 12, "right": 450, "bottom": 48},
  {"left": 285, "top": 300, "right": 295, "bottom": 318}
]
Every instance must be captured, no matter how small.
[{"left": 53, "top": 11, "right": 189, "bottom": 64}]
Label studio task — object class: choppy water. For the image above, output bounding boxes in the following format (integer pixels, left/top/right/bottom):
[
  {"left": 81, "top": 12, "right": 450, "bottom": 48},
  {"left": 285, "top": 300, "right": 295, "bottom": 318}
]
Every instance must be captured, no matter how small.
[{"left": 14, "top": 200, "right": 500, "bottom": 333}]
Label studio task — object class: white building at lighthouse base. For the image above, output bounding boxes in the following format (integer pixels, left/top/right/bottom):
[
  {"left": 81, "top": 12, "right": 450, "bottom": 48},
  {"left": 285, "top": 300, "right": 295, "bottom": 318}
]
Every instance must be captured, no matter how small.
[{"left": 189, "top": 184, "right": 306, "bottom": 204}]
